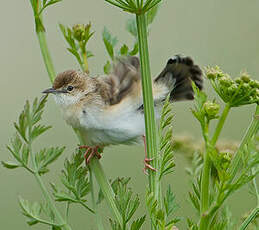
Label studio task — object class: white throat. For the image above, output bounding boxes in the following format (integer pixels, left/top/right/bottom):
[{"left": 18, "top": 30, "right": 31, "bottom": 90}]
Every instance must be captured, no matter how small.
[{"left": 53, "top": 93, "right": 82, "bottom": 108}]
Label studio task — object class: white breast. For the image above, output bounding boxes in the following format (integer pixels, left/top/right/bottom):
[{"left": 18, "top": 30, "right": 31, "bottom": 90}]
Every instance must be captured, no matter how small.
[{"left": 78, "top": 99, "right": 145, "bottom": 146}]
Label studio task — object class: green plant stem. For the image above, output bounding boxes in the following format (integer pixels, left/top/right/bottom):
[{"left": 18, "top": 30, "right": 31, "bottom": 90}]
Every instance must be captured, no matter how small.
[
  {"left": 211, "top": 103, "right": 231, "bottom": 145},
  {"left": 252, "top": 172, "right": 259, "bottom": 206},
  {"left": 74, "top": 128, "right": 123, "bottom": 227},
  {"left": 82, "top": 49, "right": 89, "bottom": 73},
  {"left": 37, "top": 31, "right": 56, "bottom": 83},
  {"left": 89, "top": 158, "right": 124, "bottom": 227},
  {"left": 200, "top": 123, "right": 210, "bottom": 220},
  {"left": 227, "top": 105, "right": 259, "bottom": 183},
  {"left": 239, "top": 207, "right": 259, "bottom": 230},
  {"left": 89, "top": 168, "right": 105, "bottom": 230},
  {"left": 136, "top": 13, "right": 160, "bottom": 201},
  {"left": 239, "top": 169, "right": 259, "bottom": 230},
  {"left": 27, "top": 115, "right": 71, "bottom": 230},
  {"left": 34, "top": 173, "right": 72, "bottom": 230},
  {"left": 199, "top": 104, "right": 231, "bottom": 230}
]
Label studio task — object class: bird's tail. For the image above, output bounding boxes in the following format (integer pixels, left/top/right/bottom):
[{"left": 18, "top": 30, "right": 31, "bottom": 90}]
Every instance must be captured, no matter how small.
[{"left": 154, "top": 55, "right": 203, "bottom": 101}]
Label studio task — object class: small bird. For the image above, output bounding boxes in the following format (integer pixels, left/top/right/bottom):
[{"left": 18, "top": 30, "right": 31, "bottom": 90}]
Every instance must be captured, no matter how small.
[{"left": 43, "top": 55, "right": 203, "bottom": 168}]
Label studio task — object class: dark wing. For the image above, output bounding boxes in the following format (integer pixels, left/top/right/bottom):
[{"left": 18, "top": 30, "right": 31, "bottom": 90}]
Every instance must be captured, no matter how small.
[
  {"left": 103, "top": 56, "right": 141, "bottom": 105},
  {"left": 154, "top": 55, "right": 203, "bottom": 101}
]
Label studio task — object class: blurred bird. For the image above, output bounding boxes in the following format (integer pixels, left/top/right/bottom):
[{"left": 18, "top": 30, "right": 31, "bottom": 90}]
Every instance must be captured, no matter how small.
[{"left": 43, "top": 55, "right": 203, "bottom": 169}]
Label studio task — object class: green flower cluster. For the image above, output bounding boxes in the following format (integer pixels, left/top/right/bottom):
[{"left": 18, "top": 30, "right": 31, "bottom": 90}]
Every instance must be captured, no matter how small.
[
  {"left": 206, "top": 67, "right": 259, "bottom": 107},
  {"left": 72, "top": 24, "right": 93, "bottom": 43}
]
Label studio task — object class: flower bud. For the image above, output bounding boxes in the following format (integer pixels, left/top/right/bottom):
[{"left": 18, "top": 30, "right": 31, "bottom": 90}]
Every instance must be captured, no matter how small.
[
  {"left": 240, "top": 73, "right": 250, "bottom": 83},
  {"left": 227, "top": 84, "right": 238, "bottom": 95},
  {"left": 220, "top": 151, "right": 232, "bottom": 170},
  {"left": 219, "top": 76, "right": 233, "bottom": 87},
  {"left": 203, "top": 101, "right": 220, "bottom": 120},
  {"left": 72, "top": 24, "right": 86, "bottom": 41},
  {"left": 206, "top": 66, "right": 224, "bottom": 80},
  {"left": 242, "top": 83, "right": 250, "bottom": 91},
  {"left": 235, "top": 78, "right": 242, "bottom": 84},
  {"left": 249, "top": 80, "right": 259, "bottom": 89}
]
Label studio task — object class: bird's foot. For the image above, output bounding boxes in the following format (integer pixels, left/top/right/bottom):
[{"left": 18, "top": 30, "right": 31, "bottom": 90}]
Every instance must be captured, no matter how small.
[
  {"left": 142, "top": 135, "right": 157, "bottom": 175},
  {"left": 143, "top": 157, "right": 157, "bottom": 175},
  {"left": 79, "top": 145, "right": 102, "bottom": 164}
]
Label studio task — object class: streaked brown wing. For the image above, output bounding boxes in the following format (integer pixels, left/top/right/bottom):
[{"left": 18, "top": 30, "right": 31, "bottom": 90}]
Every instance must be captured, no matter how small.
[{"left": 103, "top": 56, "right": 141, "bottom": 105}]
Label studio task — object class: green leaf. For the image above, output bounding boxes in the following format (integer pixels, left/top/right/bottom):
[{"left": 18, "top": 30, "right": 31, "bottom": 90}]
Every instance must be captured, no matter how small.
[
  {"left": 7, "top": 135, "right": 23, "bottom": 163},
  {"left": 126, "top": 18, "right": 138, "bottom": 38},
  {"left": 36, "top": 147, "right": 65, "bottom": 174},
  {"left": 164, "top": 186, "right": 177, "bottom": 217},
  {"left": 56, "top": 151, "right": 91, "bottom": 202},
  {"left": 103, "top": 27, "right": 118, "bottom": 59},
  {"left": 86, "top": 50, "right": 94, "bottom": 58},
  {"left": 104, "top": 60, "right": 112, "bottom": 74},
  {"left": 130, "top": 216, "right": 146, "bottom": 230},
  {"left": 120, "top": 44, "right": 129, "bottom": 56},
  {"left": 54, "top": 191, "right": 78, "bottom": 202},
  {"left": 1, "top": 161, "right": 20, "bottom": 169},
  {"left": 31, "top": 124, "right": 52, "bottom": 141},
  {"left": 21, "top": 145, "right": 30, "bottom": 165},
  {"left": 129, "top": 42, "right": 139, "bottom": 56},
  {"left": 146, "top": 3, "right": 159, "bottom": 26},
  {"left": 67, "top": 48, "right": 82, "bottom": 65},
  {"left": 40, "top": 0, "right": 62, "bottom": 14},
  {"left": 52, "top": 226, "right": 62, "bottom": 230},
  {"left": 19, "top": 197, "right": 41, "bottom": 226}
]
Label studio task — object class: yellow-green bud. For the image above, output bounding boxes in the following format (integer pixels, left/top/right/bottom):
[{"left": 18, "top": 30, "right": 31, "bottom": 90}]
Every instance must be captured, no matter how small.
[
  {"left": 203, "top": 101, "right": 220, "bottom": 120},
  {"left": 235, "top": 77, "right": 242, "bottom": 84},
  {"left": 219, "top": 76, "right": 233, "bottom": 87},
  {"left": 206, "top": 66, "right": 224, "bottom": 80},
  {"left": 250, "top": 80, "right": 259, "bottom": 89},
  {"left": 242, "top": 83, "right": 250, "bottom": 91},
  {"left": 240, "top": 73, "right": 250, "bottom": 83},
  {"left": 220, "top": 151, "right": 232, "bottom": 170},
  {"left": 72, "top": 24, "right": 86, "bottom": 41}
]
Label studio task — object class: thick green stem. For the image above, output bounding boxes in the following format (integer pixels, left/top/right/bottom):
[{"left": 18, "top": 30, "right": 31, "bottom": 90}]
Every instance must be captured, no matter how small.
[
  {"left": 37, "top": 31, "right": 56, "bottom": 83},
  {"left": 136, "top": 13, "right": 159, "bottom": 200},
  {"left": 89, "top": 158, "right": 123, "bottom": 227},
  {"left": 227, "top": 105, "right": 259, "bottom": 183},
  {"left": 89, "top": 168, "right": 105, "bottom": 230}
]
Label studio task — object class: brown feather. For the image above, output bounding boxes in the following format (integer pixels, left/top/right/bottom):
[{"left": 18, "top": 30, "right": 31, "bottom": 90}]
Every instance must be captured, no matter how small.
[{"left": 103, "top": 56, "right": 141, "bottom": 105}]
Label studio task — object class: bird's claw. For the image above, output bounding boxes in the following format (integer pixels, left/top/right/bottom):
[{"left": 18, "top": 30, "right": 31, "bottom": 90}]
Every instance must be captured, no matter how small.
[
  {"left": 79, "top": 145, "right": 102, "bottom": 164},
  {"left": 143, "top": 157, "right": 157, "bottom": 175}
]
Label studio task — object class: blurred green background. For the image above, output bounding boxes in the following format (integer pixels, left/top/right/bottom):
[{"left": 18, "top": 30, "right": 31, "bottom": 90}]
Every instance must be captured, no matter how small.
[{"left": 1, "top": 0, "right": 259, "bottom": 229}]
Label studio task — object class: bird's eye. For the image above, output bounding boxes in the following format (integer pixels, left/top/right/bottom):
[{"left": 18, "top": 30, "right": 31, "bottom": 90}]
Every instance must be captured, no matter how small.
[{"left": 67, "top": 86, "right": 74, "bottom": 91}]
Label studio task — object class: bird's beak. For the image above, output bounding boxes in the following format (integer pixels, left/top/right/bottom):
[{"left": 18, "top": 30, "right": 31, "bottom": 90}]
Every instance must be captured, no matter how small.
[{"left": 42, "top": 88, "right": 68, "bottom": 94}]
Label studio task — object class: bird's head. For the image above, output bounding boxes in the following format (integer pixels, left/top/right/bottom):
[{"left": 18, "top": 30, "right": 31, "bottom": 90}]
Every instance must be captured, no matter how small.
[{"left": 42, "top": 70, "right": 90, "bottom": 107}]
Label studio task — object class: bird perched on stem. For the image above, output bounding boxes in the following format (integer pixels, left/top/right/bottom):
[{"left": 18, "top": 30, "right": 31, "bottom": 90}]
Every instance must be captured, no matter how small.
[{"left": 43, "top": 55, "right": 203, "bottom": 169}]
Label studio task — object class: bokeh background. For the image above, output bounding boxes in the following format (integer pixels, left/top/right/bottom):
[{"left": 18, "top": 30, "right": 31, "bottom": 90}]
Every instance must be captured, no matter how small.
[{"left": 1, "top": 0, "right": 259, "bottom": 229}]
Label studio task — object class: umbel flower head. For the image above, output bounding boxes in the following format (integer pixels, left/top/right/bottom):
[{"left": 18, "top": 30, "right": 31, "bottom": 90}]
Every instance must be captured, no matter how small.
[{"left": 206, "top": 66, "right": 259, "bottom": 107}]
